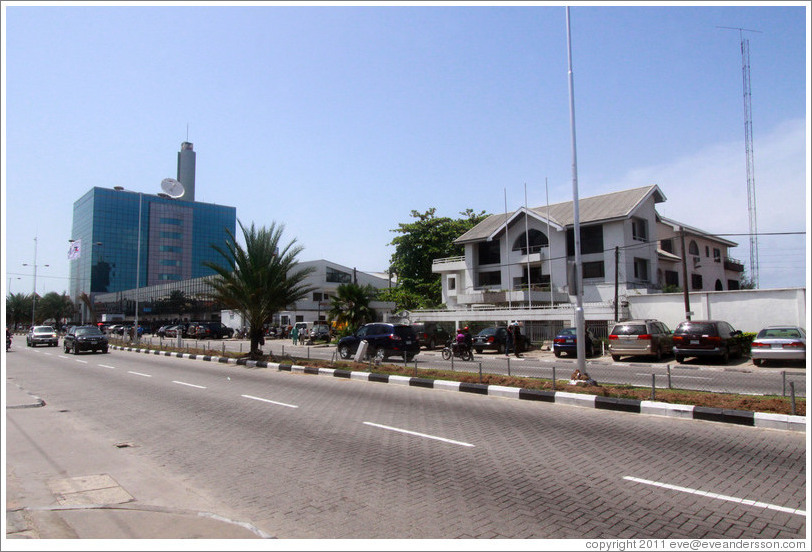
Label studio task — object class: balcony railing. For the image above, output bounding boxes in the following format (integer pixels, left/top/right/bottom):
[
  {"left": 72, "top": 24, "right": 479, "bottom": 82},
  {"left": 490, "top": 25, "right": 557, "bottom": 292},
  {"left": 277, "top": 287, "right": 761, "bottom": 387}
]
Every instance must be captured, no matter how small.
[
  {"left": 432, "top": 256, "right": 465, "bottom": 266},
  {"left": 724, "top": 256, "right": 744, "bottom": 272}
]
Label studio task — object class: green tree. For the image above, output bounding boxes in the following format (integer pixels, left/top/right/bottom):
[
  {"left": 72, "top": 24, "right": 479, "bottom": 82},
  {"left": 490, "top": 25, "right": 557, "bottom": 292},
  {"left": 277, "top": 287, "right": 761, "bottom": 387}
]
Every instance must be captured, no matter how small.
[
  {"left": 6, "top": 293, "right": 33, "bottom": 329},
  {"left": 36, "top": 292, "right": 75, "bottom": 327},
  {"left": 204, "top": 220, "right": 314, "bottom": 358},
  {"left": 376, "top": 286, "right": 431, "bottom": 312},
  {"left": 327, "top": 283, "right": 377, "bottom": 333},
  {"left": 389, "top": 208, "right": 488, "bottom": 307}
]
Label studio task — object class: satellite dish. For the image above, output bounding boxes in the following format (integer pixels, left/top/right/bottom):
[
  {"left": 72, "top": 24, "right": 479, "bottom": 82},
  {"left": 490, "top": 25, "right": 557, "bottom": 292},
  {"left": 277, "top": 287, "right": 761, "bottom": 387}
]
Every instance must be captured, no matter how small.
[{"left": 161, "top": 178, "right": 185, "bottom": 198}]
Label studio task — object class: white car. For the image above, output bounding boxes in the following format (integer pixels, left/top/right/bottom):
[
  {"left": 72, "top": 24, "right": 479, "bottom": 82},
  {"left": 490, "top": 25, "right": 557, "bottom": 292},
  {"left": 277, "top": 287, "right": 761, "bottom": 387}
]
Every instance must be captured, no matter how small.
[
  {"left": 750, "top": 326, "right": 806, "bottom": 366},
  {"left": 27, "top": 325, "right": 59, "bottom": 347}
]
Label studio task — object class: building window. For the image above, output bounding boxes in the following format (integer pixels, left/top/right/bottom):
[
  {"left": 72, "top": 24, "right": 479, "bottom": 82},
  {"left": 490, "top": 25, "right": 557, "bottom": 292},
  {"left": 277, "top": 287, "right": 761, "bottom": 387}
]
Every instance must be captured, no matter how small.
[
  {"left": 691, "top": 274, "right": 703, "bottom": 290},
  {"left": 632, "top": 218, "right": 647, "bottom": 241},
  {"left": 159, "top": 217, "right": 183, "bottom": 226},
  {"left": 478, "top": 271, "right": 501, "bottom": 287},
  {"left": 159, "top": 259, "right": 180, "bottom": 266},
  {"left": 713, "top": 248, "right": 721, "bottom": 262},
  {"left": 326, "top": 266, "right": 352, "bottom": 284},
  {"left": 512, "top": 229, "right": 548, "bottom": 254},
  {"left": 582, "top": 261, "right": 605, "bottom": 279},
  {"left": 478, "top": 241, "right": 501, "bottom": 265},
  {"left": 159, "top": 245, "right": 182, "bottom": 253},
  {"left": 567, "top": 225, "right": 604, "bottom": 256},
  {"left": 160, "top": 231, "right": 182, "bottom": 240},
  {"left": 633, "top": 258, "right": 649, "bottom": 281},
  {"left": 665, "top": 271, "right": 680, "bottom": 287},
  {"left": 705, "top": 245, "right": 710, "bottom": 257},
  {"left": 660, "top": 238, "right": 673, "bottom": 253},
  {"left": 688, "top": 240, "right": 700, "bottom": 256},
  {"left": 448, "top": 277, "right": 456, "bottom": 290}
]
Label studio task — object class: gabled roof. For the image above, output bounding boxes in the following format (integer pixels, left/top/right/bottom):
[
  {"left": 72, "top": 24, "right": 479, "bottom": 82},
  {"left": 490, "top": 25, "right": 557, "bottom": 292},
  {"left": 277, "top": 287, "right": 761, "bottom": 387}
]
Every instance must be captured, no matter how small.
[
  {"left": 454, "top": 185, "right": 666, "bottom": 244},
  {"left": 657, "top": 215, "right": 738, "bottom": 248}
]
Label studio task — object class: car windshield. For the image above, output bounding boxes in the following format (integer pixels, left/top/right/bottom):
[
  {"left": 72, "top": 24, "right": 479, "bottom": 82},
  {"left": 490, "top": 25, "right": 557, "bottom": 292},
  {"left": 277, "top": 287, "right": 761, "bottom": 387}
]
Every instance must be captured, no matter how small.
[
  {"left": 75, "top": 328, "right": 103, "bottom": 336},
  {"left": 757, "top": 328, "right": 802, "bottom": 339},
  {"left": 33, "top": 326, "right": 55, "bottom": 334},
  {"left": 478, "top": 328, "right": 497, "bottom": 337},
  {"left": 611, "top": 324, "right": 647, "bottom": 336},
  {"left": 558, "top": 328, "right": 577, "bottom": 336}
]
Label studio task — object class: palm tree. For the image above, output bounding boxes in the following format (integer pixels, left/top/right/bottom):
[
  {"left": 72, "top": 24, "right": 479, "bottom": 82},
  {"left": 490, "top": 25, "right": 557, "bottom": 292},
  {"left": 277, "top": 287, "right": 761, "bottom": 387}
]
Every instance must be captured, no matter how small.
[
  {"left": 204, "top": 220, "right": 314, "bottom": 357},
  {"left": 6, "top": 293, "right": 33, "bottom": 329},
  {"left": 327, "top": 283, "right": 377, "bottom": 333},
  {"left": 36, "top": 292, "right": 75, "bottom": 328}
]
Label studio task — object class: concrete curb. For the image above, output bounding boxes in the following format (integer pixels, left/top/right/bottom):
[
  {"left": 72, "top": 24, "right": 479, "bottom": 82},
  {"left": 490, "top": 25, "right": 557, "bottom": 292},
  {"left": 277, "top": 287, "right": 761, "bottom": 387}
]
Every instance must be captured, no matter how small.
[{"left": 112, "top": 345, "right": 806, "bottom": 433}]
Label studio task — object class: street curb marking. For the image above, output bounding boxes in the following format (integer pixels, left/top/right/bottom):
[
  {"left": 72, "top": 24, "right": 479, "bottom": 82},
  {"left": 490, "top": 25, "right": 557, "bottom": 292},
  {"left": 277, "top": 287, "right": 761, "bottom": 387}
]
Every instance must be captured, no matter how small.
[{"left": 111, "top": 345, "right": 806, "bottom": 432}]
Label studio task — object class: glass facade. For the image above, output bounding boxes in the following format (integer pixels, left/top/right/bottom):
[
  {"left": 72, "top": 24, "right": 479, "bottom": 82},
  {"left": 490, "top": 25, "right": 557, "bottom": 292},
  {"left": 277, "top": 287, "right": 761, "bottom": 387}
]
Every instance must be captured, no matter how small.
[{"left": 69, "top": 187, "right": 236, "bottom": 303}]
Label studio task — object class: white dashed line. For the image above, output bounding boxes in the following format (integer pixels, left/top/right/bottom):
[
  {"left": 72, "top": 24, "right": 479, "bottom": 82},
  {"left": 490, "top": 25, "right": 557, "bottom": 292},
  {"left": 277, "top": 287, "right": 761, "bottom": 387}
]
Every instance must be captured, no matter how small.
[
  {"left": 623, "top": 476, "right": 806, "bottom": 516},
  {"left": 173, "top": 381, "right": 207, "bottom": 389},
  {"left": 98, "top": 364, "right": 116, "bottom": 369},
  {"left": 74, "top": 359, "right": 88, "bottom": 364},
  {"left": 241, "top": 394, "right": 298, "bottom": 409},
  {"left": 127, "top": 371, "right": 152, "bottom": 378},
  {"left": 363, "top": 421, "right": 475, "bottom": 448}
]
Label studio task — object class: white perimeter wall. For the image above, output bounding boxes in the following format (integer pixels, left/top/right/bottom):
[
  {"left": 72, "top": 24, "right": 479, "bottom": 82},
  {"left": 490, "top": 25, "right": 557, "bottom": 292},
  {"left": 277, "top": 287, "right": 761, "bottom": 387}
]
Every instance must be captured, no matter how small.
[{"left": 627, "top": 288, "right": 807, "bottom": 333}]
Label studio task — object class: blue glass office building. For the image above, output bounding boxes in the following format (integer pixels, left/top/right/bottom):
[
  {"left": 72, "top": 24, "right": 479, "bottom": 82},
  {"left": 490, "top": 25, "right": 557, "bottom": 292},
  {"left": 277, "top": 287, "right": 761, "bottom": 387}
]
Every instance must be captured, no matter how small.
[{"left": 69, "top": 187, "right": 236, "bottom": 302}]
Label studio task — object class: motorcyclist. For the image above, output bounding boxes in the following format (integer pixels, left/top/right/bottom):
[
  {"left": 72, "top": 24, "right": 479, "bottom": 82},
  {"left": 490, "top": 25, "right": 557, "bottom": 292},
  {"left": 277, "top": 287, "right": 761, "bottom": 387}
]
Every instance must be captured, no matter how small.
[{"left": 6, "top": 328, "right": 12, "bottom": 350}]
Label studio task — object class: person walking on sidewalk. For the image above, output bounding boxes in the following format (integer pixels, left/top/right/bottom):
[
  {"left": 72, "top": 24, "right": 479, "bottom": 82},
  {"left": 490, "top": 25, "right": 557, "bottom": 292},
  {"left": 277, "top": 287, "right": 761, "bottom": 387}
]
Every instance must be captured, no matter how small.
[{"left": 291, "top": 325, "right": 299, "bottom": 346}]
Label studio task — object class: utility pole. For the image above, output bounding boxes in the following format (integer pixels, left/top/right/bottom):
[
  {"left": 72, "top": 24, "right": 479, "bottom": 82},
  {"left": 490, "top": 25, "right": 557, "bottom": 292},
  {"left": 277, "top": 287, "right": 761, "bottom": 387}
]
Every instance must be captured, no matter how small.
[
  {"left": 614, "top": 246, "right": 619, "bottom": 322},
  {"left": 680, "top": 227, "right": 691, "bottom": 321}
]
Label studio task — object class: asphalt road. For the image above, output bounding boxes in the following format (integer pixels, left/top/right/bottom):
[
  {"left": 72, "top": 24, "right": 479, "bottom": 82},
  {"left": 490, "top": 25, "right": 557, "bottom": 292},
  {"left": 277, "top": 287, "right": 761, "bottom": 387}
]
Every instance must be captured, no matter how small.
[{"left": 6, "top": 344, "right": 806, "bottom": 539}]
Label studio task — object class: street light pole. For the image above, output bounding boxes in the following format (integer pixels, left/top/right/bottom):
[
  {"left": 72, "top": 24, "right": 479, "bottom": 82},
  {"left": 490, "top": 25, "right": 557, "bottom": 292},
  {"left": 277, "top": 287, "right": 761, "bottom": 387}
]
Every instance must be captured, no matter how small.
[
  {"left": 23, "top": 237, "right": 49, "bottom": 328},
  {"left": 135, "top": 192, "right": 142, "bottom": 344}
]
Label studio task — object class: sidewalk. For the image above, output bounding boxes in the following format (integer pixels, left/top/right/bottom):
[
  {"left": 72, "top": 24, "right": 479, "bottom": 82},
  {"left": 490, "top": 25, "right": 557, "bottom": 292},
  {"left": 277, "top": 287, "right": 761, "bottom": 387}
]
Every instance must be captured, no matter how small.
[{"left": 5, "top": 382, "right": 271, "bottom": 540}]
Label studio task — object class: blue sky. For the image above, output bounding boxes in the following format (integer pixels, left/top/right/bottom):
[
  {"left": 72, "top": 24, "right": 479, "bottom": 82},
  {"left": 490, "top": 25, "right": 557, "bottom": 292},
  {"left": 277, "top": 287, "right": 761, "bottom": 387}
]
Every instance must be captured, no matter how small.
[{"left": 2, "top": 1, "right": 809, "bottom": 301}]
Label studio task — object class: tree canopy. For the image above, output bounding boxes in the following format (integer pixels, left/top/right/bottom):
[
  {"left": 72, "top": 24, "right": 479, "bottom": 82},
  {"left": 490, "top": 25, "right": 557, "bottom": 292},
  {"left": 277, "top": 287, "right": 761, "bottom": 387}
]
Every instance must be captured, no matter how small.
[
  {"left": 204, "top": 220, "right": 314, "bottom": 357},
  {"left": 388, "top": 208, "right": 488, "bottom": 308}
]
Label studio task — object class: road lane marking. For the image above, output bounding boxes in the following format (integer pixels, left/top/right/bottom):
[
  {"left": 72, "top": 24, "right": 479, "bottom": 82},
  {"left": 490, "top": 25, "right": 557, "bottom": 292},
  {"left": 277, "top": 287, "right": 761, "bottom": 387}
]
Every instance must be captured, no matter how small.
[
  {"left": 634, "top": 373, "right": 712, "bottom": 380},
  {"left": 74, "top": 359, "right": 88, "bottom": 364},
  {"left": 127, "top": 371, "right": 152, "bottom": 378},
  {"left": 623, "top": 476, "right": 806, "bottom": 516},
  {"left": 98, "top": 364, "right": 116, "bottom": 369},
  {"left": 241, "top": 394, "right": 298, "bottom": 409},
  {"left": 58, "top": 355, "right": 69, "bottom": 359},
  {"left": 363, "top": 422, "right": 475, "bottom": 448},
  {"left": 173, "top": 381, "right": 207, "bottom": 389}
]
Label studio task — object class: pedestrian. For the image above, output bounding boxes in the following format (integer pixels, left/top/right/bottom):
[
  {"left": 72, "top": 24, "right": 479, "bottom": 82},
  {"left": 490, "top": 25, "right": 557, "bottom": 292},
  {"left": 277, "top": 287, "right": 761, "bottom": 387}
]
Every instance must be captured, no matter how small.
[
  {"left": 291, "top": 325, "right": 299, "bottom": 346},
  {"left": 512, "top": 323, "right": 522, "bottom": 357},
  {"left": 505, "top": 324, "right": 514, "bottom": 356}
]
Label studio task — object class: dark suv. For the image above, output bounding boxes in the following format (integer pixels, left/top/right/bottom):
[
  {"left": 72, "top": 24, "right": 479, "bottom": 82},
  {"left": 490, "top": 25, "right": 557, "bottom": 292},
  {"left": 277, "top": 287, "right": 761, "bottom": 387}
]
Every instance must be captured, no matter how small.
[
  {"left": 194, "top": 322, "right": 234, "bottom": 339},
  {"left": 337, "top": 323, "right": 420, "bottom": 361},
  {"left": 412, "top": 322, "right": 451, "bottom": 349},
  {"left": 672, "top": 320, "right": 743, "bottom": 364},
  {"left": 64, "top": 325, "right": 109, "bottom": 355}
]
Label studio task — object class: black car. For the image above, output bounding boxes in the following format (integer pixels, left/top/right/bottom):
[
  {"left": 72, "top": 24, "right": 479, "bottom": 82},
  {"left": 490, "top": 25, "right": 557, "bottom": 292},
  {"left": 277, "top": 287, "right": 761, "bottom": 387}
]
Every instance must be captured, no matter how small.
[
  {"left": 412, "top": 322, "right": 451, "bottom": 349},
  {"left": 64, "top": 325, "right": 109, "bottom": 354},
  {"left": 672, "top": 320, "right": 743, "bottom": 364},
  {"left": 337, "top": 323, "right": 420, "bottom": 362},
  {"left": 473, "top": 326, "right": 509, "bottom": 354},
  {"left": 201, "top": 321, "right": 234, "bottom": 339}
]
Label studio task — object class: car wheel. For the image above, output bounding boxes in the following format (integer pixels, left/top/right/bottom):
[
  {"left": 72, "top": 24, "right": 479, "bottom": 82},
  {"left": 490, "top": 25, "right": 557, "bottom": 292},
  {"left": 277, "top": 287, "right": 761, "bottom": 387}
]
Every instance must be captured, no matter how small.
[
  {"left": 428, "top": 338, "right": 436, "bottom": 350},
  {"left": 655, "top": 347, "right": 663, "bottom": 361},
  {"left": 475, "top": 348, "right": 483, "bottom": 355},
  {"left": 497, "top": 343, "right": 505, "bottom": 355},
  {"left": 611, "top": 355, "right": 621, "bottom": 362},
  {"left": 720, "top": 348, "right": 730, "bottom": 364},
  {"left": 554, "top": 350, "right": 561, "bottom": 358},
  {"left": 73, "top": 345, "right": 80, "bottom": 355},
  {"left": 338, "top": 345, "right": 352, "bottom": 360},
  {"left": 675, "top": 355, "right": 684, "bottom": 364},
  {"left": 64, "top": 343, "right": 70, "bottom": 353},
  {"left": 102, "top": 347, "right": 108, "bottom": 354},
  {"left": 753, "top": 358, "right": 763, "bottom": 367}
]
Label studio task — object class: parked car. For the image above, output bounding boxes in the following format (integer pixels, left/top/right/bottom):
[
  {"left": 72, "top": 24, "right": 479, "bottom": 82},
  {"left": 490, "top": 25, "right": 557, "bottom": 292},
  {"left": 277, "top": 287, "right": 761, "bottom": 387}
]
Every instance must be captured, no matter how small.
[
  {"left": 163, "top": 325, "right": 181, "bottom": 338},
  {"left": 750, "top": 325, "right": 806, "bottom": 366},
  {"left": 26, "top": 325, "right": 59, "bottom": 347},
  {"left": 553, "top": 327, "right": 599, "bottom": 358},
  {"left": 310, "top": 323, "right": 331, "bottom": 342},
  {"left": 608, "top": 319, "right": 673, "bottom": 361},
  {"left": 412, "top": 322, "right": 451, "bottom": 350},
  {"left": 337, "top": 323, "right": 420, "bottom": 362},
  {"left": 64, "top": 325, "right": 109, "bottom": 354},
  {"left": 198, "top": 321, "right": 234, "bottom": 339},
  {"left": 473, "top": 326, "right": 509, "bottom": 354},
  {"left": 672, "top": 320, "right": 743, "bottom": 364}
]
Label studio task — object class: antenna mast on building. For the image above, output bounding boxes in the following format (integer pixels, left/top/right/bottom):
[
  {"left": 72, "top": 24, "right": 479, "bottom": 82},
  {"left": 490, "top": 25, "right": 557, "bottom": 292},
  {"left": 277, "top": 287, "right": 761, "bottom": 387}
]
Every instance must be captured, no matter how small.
[{"left": 719, "top": 26, "right": 761, "bottom": 287}]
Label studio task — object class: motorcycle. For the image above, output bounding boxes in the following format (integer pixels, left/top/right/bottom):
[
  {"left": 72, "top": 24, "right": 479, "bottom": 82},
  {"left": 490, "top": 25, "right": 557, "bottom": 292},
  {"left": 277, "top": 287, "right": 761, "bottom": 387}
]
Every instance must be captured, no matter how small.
[{"left": 441, "top": 338, "right": 473, "bottom": 361}]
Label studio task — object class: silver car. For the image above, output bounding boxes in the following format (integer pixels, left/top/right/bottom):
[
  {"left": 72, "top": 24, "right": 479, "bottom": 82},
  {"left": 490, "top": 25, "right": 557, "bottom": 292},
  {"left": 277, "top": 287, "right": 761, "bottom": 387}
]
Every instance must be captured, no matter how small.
[
  {"left": 26, "top": 325, "right": 59, "bottom": 347},
  {"left": 750, "top": 326, "right": 806, "bottom": 366},
  {"left": 608, "top": 319, "right": 673, "bottom": 361}
]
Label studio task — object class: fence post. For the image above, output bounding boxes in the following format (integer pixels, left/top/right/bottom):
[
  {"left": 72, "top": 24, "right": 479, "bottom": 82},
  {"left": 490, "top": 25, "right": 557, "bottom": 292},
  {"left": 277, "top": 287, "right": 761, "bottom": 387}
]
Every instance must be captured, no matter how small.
[
  {"left": 782, "top": 371, "right": 787, "bottom": 397},
  {"left": 478, "top": 362, "right": 483, "bottom": 384},
  {"left": 308, "top": 346, "right": 311, "bottom": 360},
  {"left": 667, "top": 364, "right": 672, "bottom": 389},
  {"left": 651, "top": 374, "right": 656, "bottom": 400},
  {"left": 790, "top": 382, "right": 796, "bottom": 415},
  {"left": 506, "top": 357, "right": 511, "bottom": 377},
  {"left": 552, "top": 365, "right": 556, "bottom": 391},
  {"left": 451, "top": 354, "right": 454, "bottom": 371},
  {"left": 222, "top": 342, "right": 225, "bottom": 355}
]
